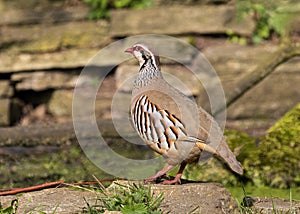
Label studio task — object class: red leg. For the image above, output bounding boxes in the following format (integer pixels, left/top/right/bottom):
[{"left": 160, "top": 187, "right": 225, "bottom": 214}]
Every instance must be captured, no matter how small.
[
  {"left": 145, "top": 165, "right": 174, "bottom": 183},
  {"left": 162, "top": 162, "right": 187, "bottom": 185}
]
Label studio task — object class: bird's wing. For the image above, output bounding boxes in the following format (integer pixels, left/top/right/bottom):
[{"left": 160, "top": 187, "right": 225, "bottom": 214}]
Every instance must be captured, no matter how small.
[
  {"left": 131, "top": 94, "right": 192, "bottom": 154},
  {"left": 133, "top": 79, "right": 201, "bottom": 136}
]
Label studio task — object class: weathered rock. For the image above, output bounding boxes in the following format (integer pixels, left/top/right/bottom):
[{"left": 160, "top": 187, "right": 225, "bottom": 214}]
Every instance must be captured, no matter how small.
[
  {"left": 0, "top": 182, "right": 238, "bottom": 213},
  {"left": 108, "top": 181, "right": 238, "bottom": 213},
  {"left": 1, "top": 185, "right": 299, "bottom": 214},
  {"left": 201, "top": 43, "right": 300, "bottom": 133},
  {"left": 0, "top": 20, "right": 109, "bottom": 54},
  {"left": 202, "top": 43, "right": 279, "bottom": 84},
  {"left": 225, "top": 56, "right": 300, "bottom": 134},
  {"left": 0, "top": 98, "right": 22, "bottom": 126},
  {"left": 227, "top": 70, "right": 300, "bottom": 120},
  {"left": 154, "top": 183, "right": 238, "bottom": 213},
  {"left": 46, "top": 74, "right": 115, "bottom": 118},
  {"left": 0, "top": 0, "right": 86, "bottom": 12},
  {"left": 12, "top": 71, "right": 79, "bottom": 91},
  {"left": 0, "top": 18, "right": 110, "bottom": 73},
  {"left": 110, "top": 5, "right": 255, "bottom": 37},
  {"left": 47, "top": 89, "right": 73, "bottom": 117},
  {"left": 0, "top": 80, "right": 13, "bottom": 97},
  {"left": 0, "top": 122, "right": 75, "bottom": 147},
  {"left": 0, "top": 6, "right": 89, "bottom": 26},
  {"left": 0, "top": 98, "right": 10, "bottom": 126},
  {"left": 252, "top": 197, "right": 300, "bottom": 213},
  {"left": 0, "top": 48, "right": 98, "bottom": 73},
  {"left": 0, "top": 188, "right": 98, "bottom": 214}
]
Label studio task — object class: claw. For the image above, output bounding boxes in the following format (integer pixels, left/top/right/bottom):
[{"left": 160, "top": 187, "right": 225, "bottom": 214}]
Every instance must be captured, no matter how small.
[
  {"left": 162, "top": 176, "right": 181, "bottom": 185},
  {"left": 144, "top": 177, "right": 157, "bottom": 183},
  {"left": 144, "top": 162, "right": 187, "bottom": 185}
]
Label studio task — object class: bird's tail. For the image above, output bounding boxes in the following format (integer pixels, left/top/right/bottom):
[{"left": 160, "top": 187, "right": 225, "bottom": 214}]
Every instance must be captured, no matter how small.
[
  {"left": 217, "top": 139, "right": 244, "bottom": 175},
  {"left": 196, "top": 140, "right": 244, "bottom": 175}
]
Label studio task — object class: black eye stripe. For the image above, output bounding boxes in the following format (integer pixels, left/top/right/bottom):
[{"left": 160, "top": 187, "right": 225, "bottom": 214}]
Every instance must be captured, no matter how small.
[{"left": 141, "top": 50, "right": 145, "bottom": 55}]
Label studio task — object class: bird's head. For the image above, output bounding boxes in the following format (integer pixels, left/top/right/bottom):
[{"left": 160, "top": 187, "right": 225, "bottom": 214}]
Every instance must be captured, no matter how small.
[{"left": 125, "top": 43, "right": 160, "bottom": 70}]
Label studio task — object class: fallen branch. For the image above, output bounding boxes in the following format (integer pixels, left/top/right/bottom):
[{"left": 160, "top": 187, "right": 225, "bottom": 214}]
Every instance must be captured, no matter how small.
[{"left": 0, "top": 180, "right": 65, "bottom": 196}]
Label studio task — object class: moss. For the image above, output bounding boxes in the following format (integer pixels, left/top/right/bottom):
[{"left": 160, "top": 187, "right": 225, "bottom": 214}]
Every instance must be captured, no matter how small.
[
  {"left": 61, "top": 33, "right": 91, "bottom": 49},
  {"left": 19, "top": 34, "right": 88, "bottom": 53},
  {"left": 19, "top": 29, "right": 106, "bottom": 53},
  {"left": 247, "top": 103, "right": 300, "bottom": 188}
]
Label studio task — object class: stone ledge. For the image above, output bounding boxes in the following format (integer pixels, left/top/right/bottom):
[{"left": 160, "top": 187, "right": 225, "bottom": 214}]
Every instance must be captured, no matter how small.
[
  {"left": 0, "top": 80, "right": 13, "bottom": 97},
  {"left": 0, "top": 187, "right": 98, "bottom": 214},
  {"left": 0, "top": 99, "right": 10, "bottom": 126},
  {"left": 0, "top": 48, "right": 98, "bottom": 73},
  {"left": 252, "top": 197, "right": 300, "bottom": 213},
  {"left": 0, "top": 6, "right": 89, "bottom": 26},
  {"left": 12, "top": 71, "right": 79, "bottom": 91},
  {"left": 0, "top": 182, "right": 238, "bottom": 213},
  {"left": 110, "top": 5, "right": 255, "bottom": 37},
  {"left": 1, "top": 182, "right": 299, "bottom": 213}
]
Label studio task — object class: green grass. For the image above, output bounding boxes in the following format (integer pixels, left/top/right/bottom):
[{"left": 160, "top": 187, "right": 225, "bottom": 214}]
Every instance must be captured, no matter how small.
[
  {"left": 82, "top": 182, "right": 164, "bottom": 214},
  {"left": 228, "top": 184, "right": 300, "bottom": 213},
  {"left": 0, "top": 199, "right": 18, "bottom": 214},
  {"left": 234, "top": 0, "right": 295, "bottom": 44},
  {"left": 227, "top": 184, "right": 300, "bottom": 202}
]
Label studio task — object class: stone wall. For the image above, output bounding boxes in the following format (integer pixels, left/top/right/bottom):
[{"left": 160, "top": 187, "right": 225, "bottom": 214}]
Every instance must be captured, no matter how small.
[
  {"left": 0, "top": 1, "right": 109, "bottom": 126},
  {"left": 0, "top": 0, "right": 299, "bottom": 136}
]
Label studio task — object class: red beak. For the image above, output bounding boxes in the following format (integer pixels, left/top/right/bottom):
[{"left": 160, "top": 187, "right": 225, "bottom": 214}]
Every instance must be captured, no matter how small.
[{"left": 125, "top": 47, "right": 134, "bottom": 53}]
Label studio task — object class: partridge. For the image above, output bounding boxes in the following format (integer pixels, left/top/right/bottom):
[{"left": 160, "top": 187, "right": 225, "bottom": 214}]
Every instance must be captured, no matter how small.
[{"left": 125, "top": 43, "right": 243, "bottom": 184}]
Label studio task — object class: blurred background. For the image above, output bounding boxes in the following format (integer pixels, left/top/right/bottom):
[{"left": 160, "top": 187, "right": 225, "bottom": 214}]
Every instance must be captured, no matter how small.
[{"left": 0, "top": 0, "right": 299, "bottom": 200}]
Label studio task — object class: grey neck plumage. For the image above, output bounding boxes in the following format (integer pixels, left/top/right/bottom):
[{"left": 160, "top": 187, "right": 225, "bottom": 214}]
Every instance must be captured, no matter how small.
[{"left": 133, "top": 60, "right": 163, "bottom": 89}]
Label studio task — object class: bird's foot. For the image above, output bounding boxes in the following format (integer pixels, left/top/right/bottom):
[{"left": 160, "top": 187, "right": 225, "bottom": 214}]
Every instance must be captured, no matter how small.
[
  {"left": 145, "top": 174, "right": 182, "bottom": 185},
  {"left": 145, "top": 164, "right": 185, "bottom": 185},
  {"left": 162, "top": 178, "right": 181, "bottom": 185},
  {"left": 144, "top": 165, "right": 174, "bottom": 184},
  {"left": 162, "top": 174, "right": 182, "bottom": 185},
  {"left": 144, "top": 177, "right": 157, "bottom": 183},
  {"left": 144, "top": 174, "right": 169, "bottom": 183}
]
